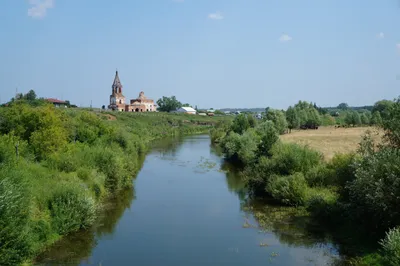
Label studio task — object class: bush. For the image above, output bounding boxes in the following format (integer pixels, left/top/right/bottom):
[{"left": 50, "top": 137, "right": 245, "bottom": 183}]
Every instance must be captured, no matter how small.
[
  {"left": 346, "top": 148, "right": 400, "bottom": 231},
  {"left": 0, "top": 134, "right": 31, "bottom": 166},
  {"left": 266, "top": 173, "right": 308, "bottom": 206},
  {"left": 306, "top": 188, "right": 339, "bottom": 221},
  {"left": 326, "top": 153, "right": 357, "bottom": 190},
  {"left": 380, "top": 227, "right": 400, "bottom": 266},
  {"left": 210, "top": 128, "right": 227, "bottom": 143},
  {"left": 268, "top": 142, "right": 323, "bottom": 176},
  {"left": 305, "top": 164, "right": 335, "bottom": 187},
  {"left": 48, "top": 185, "right": 96, "bottom": 235},
  {"left": 0, "top": 174, "right": 32, "bottom": 265}
]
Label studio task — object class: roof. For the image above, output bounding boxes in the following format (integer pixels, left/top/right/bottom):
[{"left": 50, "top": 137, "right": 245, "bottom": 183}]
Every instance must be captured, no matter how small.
[
  {"left": 179, "top": 107, "right": 196, "bottom": 112},
  {"left": 46, "top": 98, "right": 66, "bottom": 104},
  {"left": 112, "top": 71, "right": 123, "bottom": 89}
]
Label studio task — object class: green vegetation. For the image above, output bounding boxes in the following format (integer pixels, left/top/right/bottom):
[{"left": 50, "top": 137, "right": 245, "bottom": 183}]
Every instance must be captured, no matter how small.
[
  {"left": 156, "top": 95, "right": 184, "bottom": 112},
  {"left": 211, "top": 97, "right": 400, "bottom": 265},
  {"left": 0, "top": 93, "right": 222, "bottom": 265}
]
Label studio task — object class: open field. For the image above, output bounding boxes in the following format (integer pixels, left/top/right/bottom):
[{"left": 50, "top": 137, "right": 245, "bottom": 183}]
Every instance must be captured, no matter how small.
[{"left": 280, "top": 126, "right": 382, "bottom": 160}]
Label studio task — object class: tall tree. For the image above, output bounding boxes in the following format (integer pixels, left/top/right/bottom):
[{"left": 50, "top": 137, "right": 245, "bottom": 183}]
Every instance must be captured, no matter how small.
[
  {"left": 265, "top": 109, "right": 288, "bottom": 134},
  {"left": 156, "top": 96, "right": 182, "bottom": 112},
  {"left": 286, "top": 106, "right": 300, "bottom": 133},
  {"left": 337, "top": 103, "right": 349, "bottom": 110},
  {"left": 230, "top": 114, "right": 250, "bottom": 135},
  {"left": 371, "top": 111, "right": 383, "bottom": 126},
  {"left": 25, "top": 90, "right": 37, "bottom": 101},
  {"left": 298, "top": 109, "right": 308, "bottom": 126},
  {"left": 360, "top": 113, "right": 370, "bottom": 125},
  {"left": 381, "top": 97, "right": 400, "bottom": 148},
  {"left": 372, "top": 100, "right": 394, "bottom": 120}
]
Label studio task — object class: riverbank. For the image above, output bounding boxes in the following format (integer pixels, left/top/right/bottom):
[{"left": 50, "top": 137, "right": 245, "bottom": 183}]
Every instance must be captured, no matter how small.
[
  {"left": 210, "top": 100, "right": 400, "bottom": 265},
  {"left": 0, "top": 102, "right": 225, "bottom": 265}
]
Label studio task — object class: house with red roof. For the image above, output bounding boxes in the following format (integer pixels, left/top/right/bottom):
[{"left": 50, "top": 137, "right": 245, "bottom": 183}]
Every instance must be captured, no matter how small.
[{"left": 46, "top": 98, "right": 68, "bottom": 108}]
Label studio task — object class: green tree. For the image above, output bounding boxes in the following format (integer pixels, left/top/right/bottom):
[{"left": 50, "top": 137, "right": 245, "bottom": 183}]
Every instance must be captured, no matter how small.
[
  {"left": 286, "top": 106, "right": 300, "bottom": 132},
  {"left": 30, "top": 126, "right": 68, "bottom": 160},
  {"left": 352, "top": 112, "right": 361, "bottom": 126},
  {"left": 265, "top": 109, "right": 288, "bottom": 134},
  {"left": 25, "top": 90, "right": 37, "bottom": 101},
  {"left": 372, "top": 100, "right": 393, "bottom": 120},
  {"left": 230, "top": 114, "right": 250, "bottom": 135},
  {"left": 297, "top": 109, "right": 308, "bottom": 126},
  {"left": 255, "top": 121, "right": 279, "bottom": 156},
  {"left": 305, "top": 108, "right": 322, "bottom": 127},
  {"left": 344, "top": 111, "right": 361, "bottom": 126},
  {"left": 156, "top": 96, "right": 182, "bottom": 112},
  {"left": 182, "top": 103, "right": 192, "bottom": 107},
  {"left": 360, "top": 113, "right": 370, "bottom": 125},
  {"left": 337, "top": 103, "right": 349, "bottom": 110},
  {"left": 381, "top": 97, "right": 400, "bottom": 148},
  {"left": 371, "top": 111, "right": 383, "bottom": 126}
]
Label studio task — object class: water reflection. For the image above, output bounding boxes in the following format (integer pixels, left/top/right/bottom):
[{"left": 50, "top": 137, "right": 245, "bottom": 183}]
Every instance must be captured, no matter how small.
[
  {"left": 151, "top": 136, "right": 184, "bottom": 159},
  {"left": 34, "top": 154, "right": 145, "bottom": 266},
  {"left": 35, "top": 188, "right": 135, "bottom": 266}
]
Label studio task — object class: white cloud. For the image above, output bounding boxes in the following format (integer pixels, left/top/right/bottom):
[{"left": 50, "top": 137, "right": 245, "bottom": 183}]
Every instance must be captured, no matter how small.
[
  {"left": 279, "top": 34, "right": 292, "bottom": 42},
  {"left": 27, "top": 0, "right": 54, "bottom": 19},
  {"left": 377, "top": 32, "right": 385, "bottom": 39},
  {"left": 208, "top": 12, "right": 224, "bottom": 20}
]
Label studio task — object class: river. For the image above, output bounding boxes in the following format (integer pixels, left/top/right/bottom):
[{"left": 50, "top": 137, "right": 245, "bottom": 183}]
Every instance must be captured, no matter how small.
[{"left": 35, "top": 134, "right": 344, "bottom": 266}]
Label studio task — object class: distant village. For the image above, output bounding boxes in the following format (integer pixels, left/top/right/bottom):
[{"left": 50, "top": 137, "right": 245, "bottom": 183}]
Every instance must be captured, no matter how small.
[
  {"left": 2, "top": 70, "right": 264, "bottom": 117},
  {"left": 106, "top": 70, "right": 262, "bottom": 117}
]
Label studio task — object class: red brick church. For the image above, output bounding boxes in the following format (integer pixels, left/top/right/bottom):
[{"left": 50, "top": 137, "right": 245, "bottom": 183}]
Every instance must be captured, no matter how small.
[{"left": 108, "top": 70, "right": 157, "bottom": 112}]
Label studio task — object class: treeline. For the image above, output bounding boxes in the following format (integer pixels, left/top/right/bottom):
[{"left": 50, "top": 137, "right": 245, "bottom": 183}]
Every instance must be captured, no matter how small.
[
  {"left": 261, "top": 99, "right": 391, "bottom": 134},
  {"left": 0, "top": 96, "right": 215, "bottom": 265},
  {"left": 2, "top": 89, "right": 76, "bottom": 108},
  {"left": 210, "top": 97, "right": 400, "bottom": 265}
]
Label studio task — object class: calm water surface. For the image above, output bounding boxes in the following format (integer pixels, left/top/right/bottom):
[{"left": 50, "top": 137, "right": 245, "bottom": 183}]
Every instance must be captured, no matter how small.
[{"left": 36, "top": 135, "right": 342, "bottom": 266}]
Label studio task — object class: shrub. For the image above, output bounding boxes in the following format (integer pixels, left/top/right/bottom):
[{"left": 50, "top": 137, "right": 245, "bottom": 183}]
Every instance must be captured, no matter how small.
[
  {"left": 380, "top": 227, "right": 400, "bottom": 266},
  {"left": 347, "top": 148, "right": 400, "bottom": 231},
  {"left": 326, "top": 153, "right": 357, "bottom": 190},
  {"left": 0, "top": 171, "right": 32, "bottom": 265},
  {"left": 268, "top": 142, "right": 323, "bottom": 176},
  {"left": 48, "top": 185, "right": 96, "bottom": 235},
  {"left": 210, "top": 128, "right": 227, "bottom": 143},
  {"left": 30, "top": 126, "right": 68, "bottom": 160},
  {"left": 0, "top": 134, "right": 31, "bottom": 166},
  {"left": 305, "top": 164, "right": 335, "bottom": 187},
  {"left": 266, "top": 173, "right": 308, "bottom": 206},
  {"left": 306, "top": 188, "right": 339, "bottom": 221}
]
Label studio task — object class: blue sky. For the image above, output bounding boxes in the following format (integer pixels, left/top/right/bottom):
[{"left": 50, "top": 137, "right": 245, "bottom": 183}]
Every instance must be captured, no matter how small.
[{"left": 1, "top": 0, "right": 399, "bottom": 109}]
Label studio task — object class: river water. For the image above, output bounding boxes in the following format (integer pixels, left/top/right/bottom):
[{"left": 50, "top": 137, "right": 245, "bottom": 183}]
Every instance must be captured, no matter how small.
[{"left": 36, "top": 135, "right": 343, "bottom": 266}]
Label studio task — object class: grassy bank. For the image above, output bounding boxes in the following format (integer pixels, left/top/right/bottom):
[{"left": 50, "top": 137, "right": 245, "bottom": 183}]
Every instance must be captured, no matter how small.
[
  {"left": 210, "top": 97, "right": 400, "bottom": 265},
  {"left": 0, "top": 102, "right": 223, "bottom": 265}
]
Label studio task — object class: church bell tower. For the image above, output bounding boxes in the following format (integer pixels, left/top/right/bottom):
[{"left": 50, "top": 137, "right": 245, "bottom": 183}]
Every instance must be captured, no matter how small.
[{"left": 108, "top": 70, "right": 126, "bottom": 111}]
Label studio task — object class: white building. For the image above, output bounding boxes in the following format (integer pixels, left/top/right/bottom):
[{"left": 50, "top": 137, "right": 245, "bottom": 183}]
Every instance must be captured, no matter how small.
[{"left": 176, "top": 107, "right": 197, "bottom": 115}]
